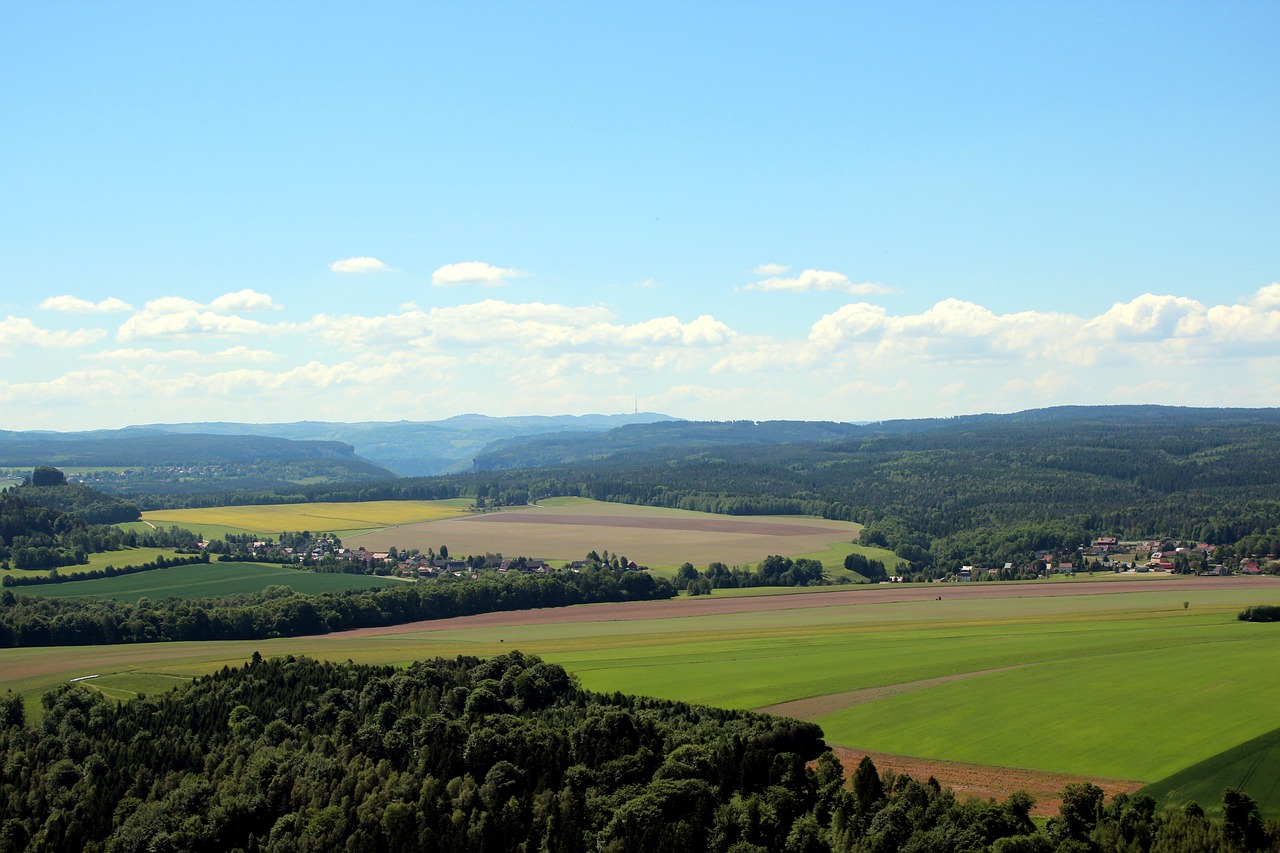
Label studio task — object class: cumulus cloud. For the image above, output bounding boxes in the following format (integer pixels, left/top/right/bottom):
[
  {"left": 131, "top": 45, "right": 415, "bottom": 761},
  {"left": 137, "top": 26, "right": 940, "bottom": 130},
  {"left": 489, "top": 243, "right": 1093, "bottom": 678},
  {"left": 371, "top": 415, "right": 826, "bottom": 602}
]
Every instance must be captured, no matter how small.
[
  {"left": 40, "top": 295, "right": 134, "bottom": 313},
  {"left": 0, "top": 317, "right": 106, "bottom": 353},
  {"left": 432, "top": 261, "right": 527, "bottom": 287},
  {"left": 210, "top": 289, "right": 280, "bottom": 312},
  {"left": 329, "top": 256, "right": 391, "bottom": 273},
  {"left": 116, "top": 294, "right": 281, "bottom": 342},
  {"left": 746, "top": 268, "right": 892, "bottom": 295},
  {"left": 1083, "top": 293, "right": 1207, "bottom": 339},
  {"left": 754, "top": 263, "right": 791, "bottom": 276}
]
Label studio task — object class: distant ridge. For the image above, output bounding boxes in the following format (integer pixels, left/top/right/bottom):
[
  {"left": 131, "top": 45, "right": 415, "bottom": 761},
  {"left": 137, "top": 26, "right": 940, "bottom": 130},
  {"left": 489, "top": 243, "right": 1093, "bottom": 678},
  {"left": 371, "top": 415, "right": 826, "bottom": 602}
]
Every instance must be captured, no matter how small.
[{"left": 127, "top": 412, "right": 679, "bottom": 476}]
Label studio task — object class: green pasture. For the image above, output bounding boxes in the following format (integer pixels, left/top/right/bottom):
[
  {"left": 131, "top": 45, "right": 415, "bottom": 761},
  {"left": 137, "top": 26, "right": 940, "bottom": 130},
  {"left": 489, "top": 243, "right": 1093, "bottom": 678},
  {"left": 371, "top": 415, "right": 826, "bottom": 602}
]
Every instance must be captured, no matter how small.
[
  {"left": 3, "top": 578, "right": 1280, "bottom": 814},
  {"left": 1142, "top": 726, "right": 1280, "bottom": 814},
  {"left": 17, "top": 561, "right": 395, "bottom": 603},
  {"left": 0, "top": 546, "right": 178, "bottom": 582}
]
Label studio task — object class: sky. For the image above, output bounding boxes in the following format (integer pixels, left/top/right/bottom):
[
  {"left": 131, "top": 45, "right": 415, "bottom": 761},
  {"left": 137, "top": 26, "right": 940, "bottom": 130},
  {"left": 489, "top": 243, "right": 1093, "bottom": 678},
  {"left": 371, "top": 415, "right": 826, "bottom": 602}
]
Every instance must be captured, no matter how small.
[{"left": 2, "top": 1, "right": 1278, "bottom": 431}]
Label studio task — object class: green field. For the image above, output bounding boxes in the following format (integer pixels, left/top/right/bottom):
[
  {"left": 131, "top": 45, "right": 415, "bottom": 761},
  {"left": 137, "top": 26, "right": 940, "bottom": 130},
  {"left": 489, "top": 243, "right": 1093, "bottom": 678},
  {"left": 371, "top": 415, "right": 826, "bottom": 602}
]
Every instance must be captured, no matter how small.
[
  {"left": 3, "top": 576, "right": 1280, "bottom": 815},
  {"left": 0, "top": 546, "right": 181, "bottom": 582},
  {"left": 16, "top": 561, "right": 395, "bottom": 603}
]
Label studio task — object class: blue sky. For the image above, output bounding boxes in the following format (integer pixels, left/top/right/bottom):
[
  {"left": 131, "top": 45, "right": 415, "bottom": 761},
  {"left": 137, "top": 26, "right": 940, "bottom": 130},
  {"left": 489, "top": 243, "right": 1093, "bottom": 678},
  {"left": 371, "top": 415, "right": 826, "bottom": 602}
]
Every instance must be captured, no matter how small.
[{"left": 2, "top": 1, "right": 1277, "bottom": 430}]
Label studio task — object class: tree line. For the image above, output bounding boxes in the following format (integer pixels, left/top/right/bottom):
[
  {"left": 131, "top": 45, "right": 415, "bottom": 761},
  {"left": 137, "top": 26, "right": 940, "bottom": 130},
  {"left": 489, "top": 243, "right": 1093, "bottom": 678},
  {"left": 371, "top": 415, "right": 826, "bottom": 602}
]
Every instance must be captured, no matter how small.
[
  {"left": 0, "top": 551, "right": 208, "bottom": 588},
  {"left": 0, "top": 567, "right": 677, "bottom": 647}
]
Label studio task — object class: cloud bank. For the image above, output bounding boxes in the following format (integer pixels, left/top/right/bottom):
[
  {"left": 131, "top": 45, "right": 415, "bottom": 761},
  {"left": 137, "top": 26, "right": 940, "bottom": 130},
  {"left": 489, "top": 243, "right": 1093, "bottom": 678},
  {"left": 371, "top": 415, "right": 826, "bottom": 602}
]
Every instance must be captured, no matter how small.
[{"left": 5, "top": 283, "right": 1280, "bottom": 429}]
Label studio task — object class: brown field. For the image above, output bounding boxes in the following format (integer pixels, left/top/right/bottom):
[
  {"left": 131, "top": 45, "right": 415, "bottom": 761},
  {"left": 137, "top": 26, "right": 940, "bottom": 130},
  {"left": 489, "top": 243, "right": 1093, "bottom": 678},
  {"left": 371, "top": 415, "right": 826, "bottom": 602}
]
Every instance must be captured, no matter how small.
[
  {"left": 337, "top": 573, "right": 1277, "bottom": 637},
  {"left": 826, "top": 746, "right": 1145, "bottom": 818},
  {"left": 344, "top": 501, "right": 859, "bottom": 566}
]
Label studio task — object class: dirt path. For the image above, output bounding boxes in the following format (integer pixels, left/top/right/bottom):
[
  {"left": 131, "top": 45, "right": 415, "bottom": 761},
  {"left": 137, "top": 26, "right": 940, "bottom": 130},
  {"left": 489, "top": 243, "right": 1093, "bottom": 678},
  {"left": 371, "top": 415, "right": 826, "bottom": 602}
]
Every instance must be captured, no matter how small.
[{"left": 756, "top": 666, "right": 1025, "bottom": 719}]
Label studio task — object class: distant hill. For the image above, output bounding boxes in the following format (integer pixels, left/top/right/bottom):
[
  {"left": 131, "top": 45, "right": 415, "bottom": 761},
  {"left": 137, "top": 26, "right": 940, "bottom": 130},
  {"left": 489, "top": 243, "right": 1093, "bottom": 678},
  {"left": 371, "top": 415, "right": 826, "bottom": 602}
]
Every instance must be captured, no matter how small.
[
  {"left": 0, "top": 431, "right": 396, "bottom": 496},
  {"left": 473, "top": 419, "right": 864, "bottom": 471},
  {"left": 132, "top": 412, "right": 679, "bottom": 475}
]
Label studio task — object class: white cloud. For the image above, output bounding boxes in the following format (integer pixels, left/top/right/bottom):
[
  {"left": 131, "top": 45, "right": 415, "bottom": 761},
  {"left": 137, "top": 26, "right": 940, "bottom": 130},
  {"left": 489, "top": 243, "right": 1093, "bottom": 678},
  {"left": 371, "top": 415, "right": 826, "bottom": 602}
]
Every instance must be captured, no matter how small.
[
  {"left": 40, "top": 295, "right": 134, "bottom": 313},
  {"left": 999, "top": 370, "right": 1078, "bottom": 398},
  {"left": 1249, "top": 283, "right": 1280, "bottom": 309},
  {"left": 432, "top": 261, "right": 527, "bottom": 287},
  {"left": 329, "top": 256, "right": 391, "bottom": 273},
  {"left": 210, "top": 289, "right": 280, "bottom": 312},
  {"left": 116, "top": 296, "right": 278, "bottom": 342},
  {"left": 1083, "top": 293, "right": 1207, "bottom": 339},
  {"left": 746, "top": 268, "right": 892, "bottom": 295},
  {"left": 0, "top": 316, "right": 106, "bottom": 353},
  {"left": 754, "top": 263, "right": 791, "bottom": 276},
  {"left": 84, "top": 346, "right": 278, "bottom": 364}
]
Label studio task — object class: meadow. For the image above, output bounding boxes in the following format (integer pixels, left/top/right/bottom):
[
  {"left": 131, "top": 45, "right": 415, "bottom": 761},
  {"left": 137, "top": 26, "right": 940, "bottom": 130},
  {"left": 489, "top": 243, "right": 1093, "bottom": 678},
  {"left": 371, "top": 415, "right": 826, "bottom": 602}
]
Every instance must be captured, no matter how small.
[
  {"left": 4, "top": 575, "right": 1280, "bottom": 813},
  {"left": 23, "top": 561, "right": 395, "bottom": 603}
]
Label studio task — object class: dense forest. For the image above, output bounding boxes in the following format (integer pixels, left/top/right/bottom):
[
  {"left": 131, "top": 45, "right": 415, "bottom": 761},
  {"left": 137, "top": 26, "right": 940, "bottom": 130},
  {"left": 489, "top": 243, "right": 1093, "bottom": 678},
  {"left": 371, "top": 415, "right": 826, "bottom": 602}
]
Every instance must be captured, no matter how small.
[
  {"left": 0, "top": 653, "right": 1272, "bottom": 852},
  {"left": 0, "top": 567, "right": 676, "bottom": 647},
  {"left": 0, "top": 473, "right": 198, "bottom": 570}
]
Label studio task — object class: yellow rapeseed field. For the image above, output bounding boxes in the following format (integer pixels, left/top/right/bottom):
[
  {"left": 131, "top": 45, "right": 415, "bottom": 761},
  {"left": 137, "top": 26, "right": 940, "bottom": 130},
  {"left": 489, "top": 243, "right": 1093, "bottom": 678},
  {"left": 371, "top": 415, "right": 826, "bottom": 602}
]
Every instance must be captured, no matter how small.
[{"left": 142, "top": 500, "right": 470, "bottom": 536}]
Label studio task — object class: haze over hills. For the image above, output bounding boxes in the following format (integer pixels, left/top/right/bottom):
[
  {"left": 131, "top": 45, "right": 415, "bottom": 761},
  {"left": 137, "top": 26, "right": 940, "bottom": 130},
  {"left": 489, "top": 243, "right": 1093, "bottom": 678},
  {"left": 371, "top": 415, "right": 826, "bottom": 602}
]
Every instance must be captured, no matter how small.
[
  {"left": 0, "top": 413, "right": 680, "bottom": 479},
  {"left": 130, "top": 412, "right": 677, "bottom": 475}
]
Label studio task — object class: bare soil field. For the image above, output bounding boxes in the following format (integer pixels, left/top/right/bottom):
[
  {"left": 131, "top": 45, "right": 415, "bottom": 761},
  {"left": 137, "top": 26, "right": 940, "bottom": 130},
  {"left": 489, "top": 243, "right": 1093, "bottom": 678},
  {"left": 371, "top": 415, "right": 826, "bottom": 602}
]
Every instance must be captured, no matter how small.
[
  {"left": 345, "top": 502, "right": 859, "bottom": 566},
  {"left": 337, "top": 574, "right": 1278, "bottom": 638},
  {"left": 826, "top": 746, "right": 1145, "bottom": 818}
]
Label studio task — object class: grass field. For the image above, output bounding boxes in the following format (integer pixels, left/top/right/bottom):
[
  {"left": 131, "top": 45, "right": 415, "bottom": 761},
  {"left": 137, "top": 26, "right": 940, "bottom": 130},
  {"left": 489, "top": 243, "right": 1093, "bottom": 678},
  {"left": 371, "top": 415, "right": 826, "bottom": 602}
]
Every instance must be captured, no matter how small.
[
  {"left": 3, "top": 567, "right": 1279, "bottom": 815},
  {"left": 139, "top": 499, "right": 474, "bottom": 538},
  {"left": 1142, "top": 726, "right": 1280, "bottom": 813},
  {"left": 16, "top": 561, "right": 395, "bottom": 603}
]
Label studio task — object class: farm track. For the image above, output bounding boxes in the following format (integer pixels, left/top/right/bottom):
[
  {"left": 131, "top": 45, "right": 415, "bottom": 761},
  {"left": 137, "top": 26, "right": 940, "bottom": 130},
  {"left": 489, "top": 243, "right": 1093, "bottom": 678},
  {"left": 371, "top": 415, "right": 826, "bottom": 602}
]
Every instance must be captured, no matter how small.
[
  {"left": 334, "top": 575, "right": 1280, "bottom": 638},
  {"left": 754, "top": 665, "right": 1027, "bottom": 718}
]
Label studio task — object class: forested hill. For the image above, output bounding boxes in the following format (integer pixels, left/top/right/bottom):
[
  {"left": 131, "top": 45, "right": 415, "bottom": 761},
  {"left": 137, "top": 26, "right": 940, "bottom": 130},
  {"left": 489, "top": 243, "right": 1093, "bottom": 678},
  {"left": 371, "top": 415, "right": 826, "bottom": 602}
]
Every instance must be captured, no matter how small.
[
  {"left": 131, "top": 412, "right": 678, "bottom": 475},
  {"left": 473, "top": 406, "right": 1280, "bottom": 473},
  {"left": 0, "top": 430, "right": 384, "bottom": 469},
  {"left": 450, "top": 406, "right": 1280, "bottom": 568},
  {"left": 473, "top": 419, "right": 864, "bottom": 470}
]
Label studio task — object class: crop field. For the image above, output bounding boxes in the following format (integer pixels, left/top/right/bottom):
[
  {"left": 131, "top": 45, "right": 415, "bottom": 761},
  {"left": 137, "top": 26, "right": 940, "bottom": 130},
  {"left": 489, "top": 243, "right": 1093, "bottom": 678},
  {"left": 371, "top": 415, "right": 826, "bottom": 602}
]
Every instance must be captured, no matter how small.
[
  {"left": 19, "top": 561, "right": 395, "bottom": 603},
  {"left": 345, "top": 497, "right": 876, "bottom": 571},
  {"left": 4, "top": 575, "right": 1280, "bottom": 815},
  {"left": 139, "top": 499, "right": 473, "bottom": 538}
]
